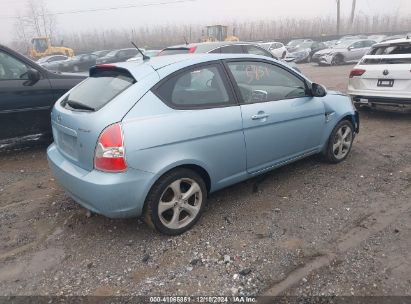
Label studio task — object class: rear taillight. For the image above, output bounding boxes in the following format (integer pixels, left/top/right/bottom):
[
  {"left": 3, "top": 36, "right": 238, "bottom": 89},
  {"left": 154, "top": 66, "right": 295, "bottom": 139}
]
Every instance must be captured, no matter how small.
[
  {"left": 349, "top": 68, "right": 366, "bottom": 78},
  {"left": 188, "top": 47, "right": 197, "bottom": 53},
  {"left": 94, "top": 123, "right": 127, "bottom": 172}
]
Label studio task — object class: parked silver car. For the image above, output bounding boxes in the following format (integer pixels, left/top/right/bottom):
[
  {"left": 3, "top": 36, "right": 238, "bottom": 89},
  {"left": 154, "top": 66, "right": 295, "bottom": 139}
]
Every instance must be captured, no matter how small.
[{"left": 312, "top": 39, "right": 376, "bottom": 65}]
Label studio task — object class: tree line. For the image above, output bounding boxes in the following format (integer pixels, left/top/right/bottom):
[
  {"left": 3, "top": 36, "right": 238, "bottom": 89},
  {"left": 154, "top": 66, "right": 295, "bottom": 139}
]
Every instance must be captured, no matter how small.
[{"left": 10, "top": 0, "right": 411, "bottom": 54}]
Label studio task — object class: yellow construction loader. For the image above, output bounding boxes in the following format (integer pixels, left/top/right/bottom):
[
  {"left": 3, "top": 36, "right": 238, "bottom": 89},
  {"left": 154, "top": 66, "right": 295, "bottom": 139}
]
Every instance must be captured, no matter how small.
[
  {"left": 202, "top": 25, "right": 239, "bottom": 42},
  {"left": 29, "top": 37, "right": 75, "bottom": 59}
]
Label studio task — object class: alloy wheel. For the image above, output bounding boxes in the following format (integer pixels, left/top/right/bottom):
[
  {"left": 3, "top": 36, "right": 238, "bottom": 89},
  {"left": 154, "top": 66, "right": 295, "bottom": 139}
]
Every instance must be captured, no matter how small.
[
  {"left": 332, "top": 125, "right": 353, "bottom": 160},
  {"left": 157, "top": 178, "right": 203, "bottom": 230}
]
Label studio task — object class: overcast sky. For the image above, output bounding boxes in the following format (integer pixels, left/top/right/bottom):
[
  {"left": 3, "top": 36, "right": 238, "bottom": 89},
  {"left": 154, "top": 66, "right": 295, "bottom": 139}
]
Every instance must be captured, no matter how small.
[{"left": 0, "top": 0, "right": 410, "bottom": 43}]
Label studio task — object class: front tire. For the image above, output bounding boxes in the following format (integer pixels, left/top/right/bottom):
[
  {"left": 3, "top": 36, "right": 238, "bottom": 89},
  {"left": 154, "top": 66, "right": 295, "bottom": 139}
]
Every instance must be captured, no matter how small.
[
  {"left": 324, "top": 120, "right": 354, "bottom": 163},
  {"left": 144, "top": 168, "right": 207, "bottom": 235},
  {"left": 331, "top": 54, "right": 343, "bottom": 66}
]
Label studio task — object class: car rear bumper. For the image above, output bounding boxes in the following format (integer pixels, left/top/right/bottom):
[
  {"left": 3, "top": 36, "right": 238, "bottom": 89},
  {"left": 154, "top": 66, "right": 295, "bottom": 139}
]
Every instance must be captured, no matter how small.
[
  {"left": 349, "top": 94, "right": 411, "bottom": 106},
  {"left": 47, "top": 143, "right": 154, "bottom": 218}
]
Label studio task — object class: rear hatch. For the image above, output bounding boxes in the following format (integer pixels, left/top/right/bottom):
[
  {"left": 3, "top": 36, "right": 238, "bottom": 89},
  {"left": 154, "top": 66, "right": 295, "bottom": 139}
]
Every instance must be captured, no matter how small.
[
  {"left": 359, "top": 54, "right": 411, "bottom": 91},
  {"left": 358, "top": 41, "right": 411, "bottom": 92},
  {"left": 51, "top": 63, "right": 159, "bottom": 171}
]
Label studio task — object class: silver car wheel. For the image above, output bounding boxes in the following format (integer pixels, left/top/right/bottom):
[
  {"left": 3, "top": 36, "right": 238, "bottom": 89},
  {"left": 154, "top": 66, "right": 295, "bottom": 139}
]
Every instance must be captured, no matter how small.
[
  {"left": 158, "top": 178, "right": 202, "bottom": 230},
  {"left": 332, "top": 125, "right": 353, "bottom": 160}
]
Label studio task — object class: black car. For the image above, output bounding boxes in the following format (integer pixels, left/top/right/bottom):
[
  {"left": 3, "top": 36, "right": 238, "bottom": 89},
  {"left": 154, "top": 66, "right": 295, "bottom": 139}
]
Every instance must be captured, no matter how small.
[
  {"left": 92, "top": 50, "right": 111, "bottom": 58},
  {"left": 0, "top": 44, "right": 85, "bottom": 147},
  {"left": 58, "top": 53, "right": 97, "bottom": 72},
  {"left": 286, "top": 41, "right": 327, "bottom": 63},
  {"left": 96, "top": 48, "right": 140, "bottom": 64}
]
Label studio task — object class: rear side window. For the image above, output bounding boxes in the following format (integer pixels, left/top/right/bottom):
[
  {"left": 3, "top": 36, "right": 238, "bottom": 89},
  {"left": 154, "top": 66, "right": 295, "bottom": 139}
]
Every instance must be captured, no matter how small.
[
  {"left": 154, "top": 64, "right": 232, "bottom": 109},
  {"left": 62, "top": 68, "right": 135, "bottom": 111},
  {"left": 369, "top": 44, "right": 411, "bottom": 55}
]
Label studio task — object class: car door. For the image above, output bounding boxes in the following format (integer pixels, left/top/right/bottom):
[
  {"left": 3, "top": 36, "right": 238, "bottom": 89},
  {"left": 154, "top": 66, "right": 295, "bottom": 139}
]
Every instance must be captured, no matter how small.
[
  {"left": 0, "top": 49, "right": 54, "bottom": 142},
  {"left": 225, "top": 60, "right": 325, "bottom": 173}
]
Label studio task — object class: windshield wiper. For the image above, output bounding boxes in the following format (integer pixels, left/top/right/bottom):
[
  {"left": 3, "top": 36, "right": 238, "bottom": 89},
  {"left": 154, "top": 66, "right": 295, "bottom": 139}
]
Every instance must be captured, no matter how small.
[{"left": 65, "top": 100, "right": 95, "bottom": 111}]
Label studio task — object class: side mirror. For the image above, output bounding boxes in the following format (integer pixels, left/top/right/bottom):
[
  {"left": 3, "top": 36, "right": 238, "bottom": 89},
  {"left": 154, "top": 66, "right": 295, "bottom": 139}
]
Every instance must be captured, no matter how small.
[
  {"left": 23, "top": 68, "right": 40, "bottom": 86},
  {"left": 348, "top": 46, "right": 354, "bottom": 51},
  {"left": 311, "top": 83, "right": 327, "bottom": 97},
  {"left": 28, "top": 68, "right": 40, "bottom": 82},
  {"left": 250, "top": 90, "right": 268, "bottom": 103}
]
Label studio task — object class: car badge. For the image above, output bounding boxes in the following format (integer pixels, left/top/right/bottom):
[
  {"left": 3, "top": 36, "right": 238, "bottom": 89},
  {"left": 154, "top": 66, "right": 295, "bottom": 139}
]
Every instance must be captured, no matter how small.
[
  {"left": 383, "top": 69, "right": 389, "bottom": 76},
  {"left": 57, "top": 114, "right": 61, "bottom": 122}
]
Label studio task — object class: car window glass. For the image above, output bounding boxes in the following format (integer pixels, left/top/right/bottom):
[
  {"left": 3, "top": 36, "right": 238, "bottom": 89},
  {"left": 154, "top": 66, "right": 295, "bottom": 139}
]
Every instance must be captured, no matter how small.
[
  {"left": 227, "top": 61, "right": 307, "bottom": 103},
  {"left": 0, "top": 51, "right": 29, "bottom": 80},
  {"left": 217, "top": 45, "right": 244, "bottom": 54},
  {"left": 352, "top": 41, "right": 363, "bottom": 49},
  {"left": 245, "top": 45, "right": 272, "bottom": 57},
  {"left": 155, "top": 65, "right": 231, "bottom": 108}
]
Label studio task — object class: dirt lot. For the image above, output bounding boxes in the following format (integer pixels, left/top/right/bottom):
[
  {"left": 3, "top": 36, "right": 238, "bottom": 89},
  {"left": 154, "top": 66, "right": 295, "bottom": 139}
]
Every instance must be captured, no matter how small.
[{"left": 0, "top": 64, "right": 410, "bottom": 298}]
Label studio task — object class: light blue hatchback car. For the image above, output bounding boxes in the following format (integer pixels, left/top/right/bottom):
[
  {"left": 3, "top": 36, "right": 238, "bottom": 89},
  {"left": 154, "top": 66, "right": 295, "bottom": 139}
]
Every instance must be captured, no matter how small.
[{"left": 47, "top": 53, "right": 359, "bottom": 235}]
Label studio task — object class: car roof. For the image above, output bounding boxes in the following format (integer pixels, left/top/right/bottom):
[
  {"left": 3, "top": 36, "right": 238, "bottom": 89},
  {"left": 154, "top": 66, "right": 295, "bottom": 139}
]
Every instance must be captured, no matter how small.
[
  {"left": 373, "top": 37, "right": 411, "bottom": 47},
  {"left": 163, "top": 41, "right": 260, "bottom": 51},
  {"left": 114, "top": 53, "right": 279, "bottom": 74}
]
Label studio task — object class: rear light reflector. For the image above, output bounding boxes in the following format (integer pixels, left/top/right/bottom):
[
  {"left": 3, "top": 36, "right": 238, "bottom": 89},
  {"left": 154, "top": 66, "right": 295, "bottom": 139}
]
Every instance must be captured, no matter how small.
[
  {"left": 349, "top": 69, "right": 366, "bottom": 78},
  {"left": 94, "top": 123, "right": 127, "bottom": 172},
  {"left": 188, "top": 47, "right": 197, "bottom": 53}
]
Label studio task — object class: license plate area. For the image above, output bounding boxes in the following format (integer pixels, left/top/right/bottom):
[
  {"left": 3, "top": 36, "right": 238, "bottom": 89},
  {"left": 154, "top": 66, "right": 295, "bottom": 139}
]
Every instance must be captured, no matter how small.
[
  {"left": 58, "top": 131, "right": 78, "bottom": 159},
  {"left": 377, "top": 79, "right": 394, "bottom": 87}
]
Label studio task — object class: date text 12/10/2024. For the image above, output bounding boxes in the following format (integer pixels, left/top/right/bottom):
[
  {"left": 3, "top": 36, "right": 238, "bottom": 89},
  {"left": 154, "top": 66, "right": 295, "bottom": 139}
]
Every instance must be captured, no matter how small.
[{"left": 149, "top": 296, "right": 257, "bottom": 303}]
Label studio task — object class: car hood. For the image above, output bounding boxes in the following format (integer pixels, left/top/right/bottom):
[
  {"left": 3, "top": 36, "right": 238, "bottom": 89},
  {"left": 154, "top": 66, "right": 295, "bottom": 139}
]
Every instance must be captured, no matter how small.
[
  {"left": 289, "top": 48, "right": 310, "bottom": 54},
  {"left": 314, "top": 48, "right": 337, "bottom": 55}
]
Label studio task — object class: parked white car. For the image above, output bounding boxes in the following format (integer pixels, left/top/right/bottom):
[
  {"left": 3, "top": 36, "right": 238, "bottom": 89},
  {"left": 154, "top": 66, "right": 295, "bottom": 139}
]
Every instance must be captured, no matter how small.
[
  {"left": 259, "top": 42, "right": 288, "bottom": 59},
  {"left": 348, "top": 38, "right": 411, "bottom": 110}
]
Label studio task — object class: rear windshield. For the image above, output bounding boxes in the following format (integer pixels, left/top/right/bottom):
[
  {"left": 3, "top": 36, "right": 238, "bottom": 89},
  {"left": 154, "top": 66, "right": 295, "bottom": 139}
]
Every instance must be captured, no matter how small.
[
  {"left": 62, "top": 69, "right": 135, "bottom": 111},
  {"left": 158, "top": 48, "right": 189, "bottom": 56}
]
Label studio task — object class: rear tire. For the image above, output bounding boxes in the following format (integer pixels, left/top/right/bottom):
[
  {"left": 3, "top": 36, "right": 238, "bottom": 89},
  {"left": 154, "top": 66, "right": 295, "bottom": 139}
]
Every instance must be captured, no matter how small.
[
  {"left": 144, "top": 168, "right": 207, "bottom": 235},
  {"left": 324, "top": 120, "right": 354, "bottom": 163}
]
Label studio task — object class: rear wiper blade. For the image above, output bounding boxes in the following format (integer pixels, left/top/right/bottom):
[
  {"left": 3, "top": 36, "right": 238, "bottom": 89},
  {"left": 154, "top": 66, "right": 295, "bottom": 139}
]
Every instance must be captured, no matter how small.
[{"left": 65, "top": 100, "right": 95, "bottom": 111}]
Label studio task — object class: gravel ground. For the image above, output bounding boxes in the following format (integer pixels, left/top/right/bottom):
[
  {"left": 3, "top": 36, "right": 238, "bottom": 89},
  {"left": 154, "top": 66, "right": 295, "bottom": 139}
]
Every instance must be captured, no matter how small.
[{"left": 0, "top": 63, "right": 410, "bottom": 297}]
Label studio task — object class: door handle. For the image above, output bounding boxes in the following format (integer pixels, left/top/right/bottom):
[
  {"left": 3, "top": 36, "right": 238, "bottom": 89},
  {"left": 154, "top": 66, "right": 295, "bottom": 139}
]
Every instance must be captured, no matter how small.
[{"left": 251, "top": 113, "right": 269, "bottom": 120}]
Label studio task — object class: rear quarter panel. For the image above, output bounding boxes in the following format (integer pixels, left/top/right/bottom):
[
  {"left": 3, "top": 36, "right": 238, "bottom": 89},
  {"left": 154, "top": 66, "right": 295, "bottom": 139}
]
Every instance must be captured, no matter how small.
[{"left": 122, "top": 91, "right": 247, "bottom": 192}]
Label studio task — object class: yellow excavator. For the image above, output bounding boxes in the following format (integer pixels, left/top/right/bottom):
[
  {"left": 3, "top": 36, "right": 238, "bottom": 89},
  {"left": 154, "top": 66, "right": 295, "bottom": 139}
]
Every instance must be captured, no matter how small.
[
  {"left": 202, "top": 25, "right": 239, "bottom": 42},
  {"left": 29, "top": 37, "right": 75, "bottom": 59}
]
